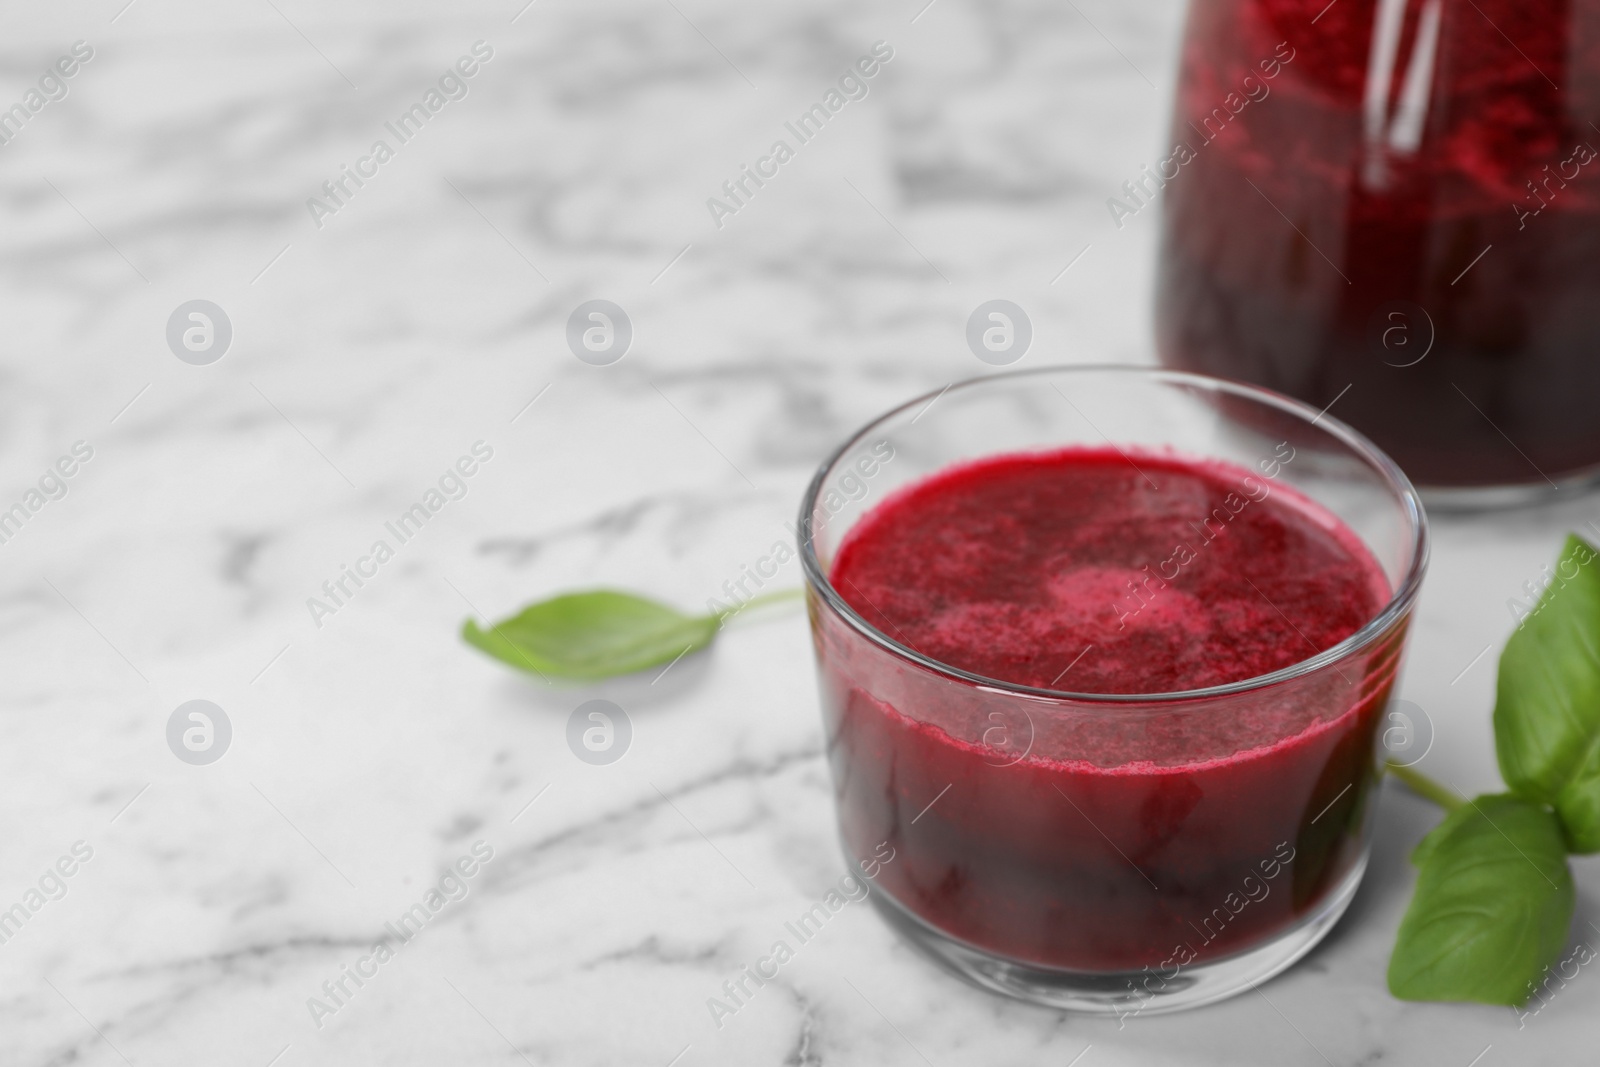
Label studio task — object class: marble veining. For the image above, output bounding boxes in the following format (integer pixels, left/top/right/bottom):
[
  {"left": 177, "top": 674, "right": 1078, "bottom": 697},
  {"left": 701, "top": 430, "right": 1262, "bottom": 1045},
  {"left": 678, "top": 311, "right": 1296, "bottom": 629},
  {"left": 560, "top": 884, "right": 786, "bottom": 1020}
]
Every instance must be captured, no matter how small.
[{"left": 1, "top": 0, "right": 1597, "bottom": 1064}]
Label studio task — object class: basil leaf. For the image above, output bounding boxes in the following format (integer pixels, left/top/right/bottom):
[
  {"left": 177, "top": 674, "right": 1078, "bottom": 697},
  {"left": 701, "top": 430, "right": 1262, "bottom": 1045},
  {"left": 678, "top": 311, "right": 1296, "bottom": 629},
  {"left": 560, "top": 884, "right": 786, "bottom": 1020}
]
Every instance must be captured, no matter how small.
[
  {"left": 462, "top": 591, "right": 720, "bottom": 680},
  {"left": 1388, "top": 794, "right": 1574, "bottom": 1005},
  {"left": 1407, "top": 801, "right": 1477, "bottom": 870},
  {"left": 1494, "top": 534, "right": 1600, "bottom": 851}
]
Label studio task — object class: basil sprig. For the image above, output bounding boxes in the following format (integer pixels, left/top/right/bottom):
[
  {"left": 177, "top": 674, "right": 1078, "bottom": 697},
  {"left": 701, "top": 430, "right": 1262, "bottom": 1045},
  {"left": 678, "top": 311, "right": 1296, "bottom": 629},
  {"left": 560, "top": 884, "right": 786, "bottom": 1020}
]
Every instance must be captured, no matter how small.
[
  {"left": 1389, "top": 534, "right": 1597, "bottom": 1005},
  {"left": 461, "top": 588, "right": 801, "bottom": 680}
]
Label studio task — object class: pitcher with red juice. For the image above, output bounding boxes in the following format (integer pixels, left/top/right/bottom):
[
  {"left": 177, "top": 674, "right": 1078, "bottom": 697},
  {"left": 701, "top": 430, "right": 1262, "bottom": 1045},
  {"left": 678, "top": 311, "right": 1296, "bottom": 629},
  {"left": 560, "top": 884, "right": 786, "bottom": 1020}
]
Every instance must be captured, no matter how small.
[
  {"left": 1156, "top": 0, "right": 1600, "bottom": 500},
  {"left": 801, "top": 368, "right": 1426, "bottom": 1013}
]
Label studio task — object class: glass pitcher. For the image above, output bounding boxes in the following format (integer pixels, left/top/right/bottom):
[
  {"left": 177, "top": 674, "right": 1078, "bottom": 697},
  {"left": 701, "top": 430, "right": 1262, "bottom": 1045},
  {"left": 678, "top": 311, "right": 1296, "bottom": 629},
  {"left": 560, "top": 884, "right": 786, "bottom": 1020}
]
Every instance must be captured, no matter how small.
[{"left": 1155, "top": 0, "right": 1600, "bottom": 502}]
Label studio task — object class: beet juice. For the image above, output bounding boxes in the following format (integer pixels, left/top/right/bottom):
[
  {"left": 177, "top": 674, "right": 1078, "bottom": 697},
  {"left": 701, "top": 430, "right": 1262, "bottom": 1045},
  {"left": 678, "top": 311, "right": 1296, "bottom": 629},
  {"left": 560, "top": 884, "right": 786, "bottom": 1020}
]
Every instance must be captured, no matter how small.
[
  {"left": 809, "top": 447, "right": 1405, "bottom": 974},
  {"left": 1156, "top": 0, "right": 1600, "bottom": 490}
]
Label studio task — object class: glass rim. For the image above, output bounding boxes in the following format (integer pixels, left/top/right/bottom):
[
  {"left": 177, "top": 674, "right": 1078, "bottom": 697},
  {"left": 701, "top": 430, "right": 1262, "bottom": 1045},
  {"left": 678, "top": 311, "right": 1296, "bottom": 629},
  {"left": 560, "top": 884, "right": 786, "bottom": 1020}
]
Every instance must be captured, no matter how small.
[{"left": 797, "top": 364, "right": 1430, "bottom": 705}]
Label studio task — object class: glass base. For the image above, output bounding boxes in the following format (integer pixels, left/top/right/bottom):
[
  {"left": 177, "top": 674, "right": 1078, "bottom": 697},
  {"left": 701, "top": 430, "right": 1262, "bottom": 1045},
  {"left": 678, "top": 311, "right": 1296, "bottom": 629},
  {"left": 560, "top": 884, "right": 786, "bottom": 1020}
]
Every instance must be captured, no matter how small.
[
  {"left": 1418, "top": 460, "right": 1600, "bottom": 512},
  {"left": 866, "top": 853, "right": 1367, "bottom": 1017}
]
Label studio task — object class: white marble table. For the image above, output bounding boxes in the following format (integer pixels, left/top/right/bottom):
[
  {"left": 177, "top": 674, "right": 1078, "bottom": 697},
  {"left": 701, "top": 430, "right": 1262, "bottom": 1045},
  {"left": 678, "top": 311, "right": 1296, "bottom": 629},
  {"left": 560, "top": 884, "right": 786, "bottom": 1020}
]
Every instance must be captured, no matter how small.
[{"left": 3, "top": 1, "right": 1597, "bottom": 1064}]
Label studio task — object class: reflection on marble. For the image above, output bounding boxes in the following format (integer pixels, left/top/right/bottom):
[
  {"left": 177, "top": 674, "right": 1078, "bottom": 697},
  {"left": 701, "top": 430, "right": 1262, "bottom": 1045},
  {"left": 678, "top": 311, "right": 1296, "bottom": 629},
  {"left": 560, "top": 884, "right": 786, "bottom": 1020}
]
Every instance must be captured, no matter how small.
[{"left": 1, "top": 0, "right": 1597, "bottom": 1064}]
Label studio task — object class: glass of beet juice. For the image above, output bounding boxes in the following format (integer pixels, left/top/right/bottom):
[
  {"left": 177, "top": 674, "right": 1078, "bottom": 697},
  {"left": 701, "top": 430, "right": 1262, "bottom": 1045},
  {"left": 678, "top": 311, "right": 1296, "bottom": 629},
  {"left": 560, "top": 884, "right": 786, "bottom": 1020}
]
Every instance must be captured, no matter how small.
[{"left": 800, "top": 367, "right": 1426, "bottom": 1014}]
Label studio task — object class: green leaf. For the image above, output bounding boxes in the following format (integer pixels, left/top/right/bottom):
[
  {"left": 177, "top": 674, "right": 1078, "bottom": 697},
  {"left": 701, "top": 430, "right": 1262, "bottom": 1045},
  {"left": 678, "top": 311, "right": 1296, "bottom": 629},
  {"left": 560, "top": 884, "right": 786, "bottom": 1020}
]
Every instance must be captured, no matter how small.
[
  {"left": 462, "top": 590, "right": 720, "bottom": 681},
  {"left": 1388, "top": 794, "right": 1574, "bottom": 1005},
  {"left": 1494, "top": 533, "right": 1600, "bottom": 851},
  {"left": 1407, "top": 800, "right": 1478, "bottom": 870}
]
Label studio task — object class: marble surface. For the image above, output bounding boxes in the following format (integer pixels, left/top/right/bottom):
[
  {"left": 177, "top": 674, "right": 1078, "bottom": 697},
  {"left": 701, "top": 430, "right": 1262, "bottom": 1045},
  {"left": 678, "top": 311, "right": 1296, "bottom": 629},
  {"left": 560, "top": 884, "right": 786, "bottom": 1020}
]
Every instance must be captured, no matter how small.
[{"left": 4, "top": 1, "right": 1599, "bottom": 1064}]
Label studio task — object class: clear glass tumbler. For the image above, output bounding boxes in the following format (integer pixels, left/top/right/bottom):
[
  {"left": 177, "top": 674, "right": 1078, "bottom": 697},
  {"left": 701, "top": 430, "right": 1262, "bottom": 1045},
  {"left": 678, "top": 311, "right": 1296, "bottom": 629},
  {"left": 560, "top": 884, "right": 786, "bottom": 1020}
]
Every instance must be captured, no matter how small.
[{"left": 799, "top": 366, "right": 1427, "bottom": 1015}]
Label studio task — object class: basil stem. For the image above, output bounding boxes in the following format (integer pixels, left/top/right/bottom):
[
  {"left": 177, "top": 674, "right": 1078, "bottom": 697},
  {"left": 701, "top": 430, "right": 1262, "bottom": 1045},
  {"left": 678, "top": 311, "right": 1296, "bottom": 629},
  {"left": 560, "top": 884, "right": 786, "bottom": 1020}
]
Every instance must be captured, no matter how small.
[{"left": 1386, "top": 762, "right": 1465, "bottom": 813}]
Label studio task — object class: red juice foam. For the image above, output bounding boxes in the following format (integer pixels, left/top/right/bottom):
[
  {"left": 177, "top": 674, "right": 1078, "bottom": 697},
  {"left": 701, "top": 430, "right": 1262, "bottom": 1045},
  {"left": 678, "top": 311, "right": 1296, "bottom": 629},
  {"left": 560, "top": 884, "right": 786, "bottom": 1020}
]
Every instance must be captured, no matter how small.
[{"left": 811, "top": 447, "right": 1406, "bottom": 971}]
